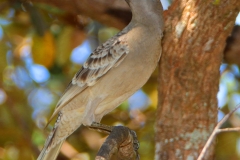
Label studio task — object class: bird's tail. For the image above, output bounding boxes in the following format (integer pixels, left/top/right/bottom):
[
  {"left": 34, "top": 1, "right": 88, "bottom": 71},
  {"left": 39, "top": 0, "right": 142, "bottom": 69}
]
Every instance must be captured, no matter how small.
[
  {"left": 37, "top": 140, "right": 64, "bottom": 160},
  {"left": 37, "top": 108, "right": 87, "bottom": 160},
  {"left": 37, "top": 116, "right": 65, "bottom": 160},
  {"left": 37, "top": 99, "right": 94, "bottom": 160}
]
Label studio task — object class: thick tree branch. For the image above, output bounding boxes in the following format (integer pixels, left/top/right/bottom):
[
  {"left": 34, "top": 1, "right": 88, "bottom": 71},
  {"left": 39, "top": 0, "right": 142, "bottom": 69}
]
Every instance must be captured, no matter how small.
[
  {"left": 224, "top": 25, "right": 240, "bottom": 66},
  {"left": 30, "top": 0, "right": 131, "bottom": 29},
  {"left": 89, "top": 123, "right": 139, "bottom": 160}
]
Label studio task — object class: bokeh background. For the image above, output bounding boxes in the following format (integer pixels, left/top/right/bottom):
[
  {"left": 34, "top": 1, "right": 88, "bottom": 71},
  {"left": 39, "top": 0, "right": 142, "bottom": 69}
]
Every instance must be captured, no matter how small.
[{"left": 0, "top": 0, "right": 240, "bottom": 159}]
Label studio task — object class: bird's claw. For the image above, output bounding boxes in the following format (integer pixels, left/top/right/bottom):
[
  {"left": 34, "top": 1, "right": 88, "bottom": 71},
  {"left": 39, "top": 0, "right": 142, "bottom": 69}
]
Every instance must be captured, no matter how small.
[{"left": 89, "top": 122, "right": 113, "bottom": 134}]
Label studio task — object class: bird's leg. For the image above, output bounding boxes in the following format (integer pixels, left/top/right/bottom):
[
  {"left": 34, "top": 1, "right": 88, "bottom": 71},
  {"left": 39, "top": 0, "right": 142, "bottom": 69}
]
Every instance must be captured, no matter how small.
[{"left": 88, "top": 122, "right": 140, "bottom": 160}]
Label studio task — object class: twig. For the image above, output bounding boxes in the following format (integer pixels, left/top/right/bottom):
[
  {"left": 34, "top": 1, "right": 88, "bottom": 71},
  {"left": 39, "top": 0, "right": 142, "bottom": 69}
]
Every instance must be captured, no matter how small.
[
  {"left": 216, "top": 127, "right": 240, "bottom": 133},
  {"left": 197, "top": 105, "right": 240, "bottom": 160}
]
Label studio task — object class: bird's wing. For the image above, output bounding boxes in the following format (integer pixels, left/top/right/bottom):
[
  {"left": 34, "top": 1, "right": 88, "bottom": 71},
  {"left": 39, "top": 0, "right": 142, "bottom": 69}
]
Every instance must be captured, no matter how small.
[{"left": 48, "top": 37, "right": 129, "bottom": 122}]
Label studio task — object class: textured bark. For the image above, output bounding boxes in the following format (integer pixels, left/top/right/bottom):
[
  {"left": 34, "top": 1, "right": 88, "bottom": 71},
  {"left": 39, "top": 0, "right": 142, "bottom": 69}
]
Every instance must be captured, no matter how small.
[{"left": 156, "top": 0, "right": 240, "bottom": 160}]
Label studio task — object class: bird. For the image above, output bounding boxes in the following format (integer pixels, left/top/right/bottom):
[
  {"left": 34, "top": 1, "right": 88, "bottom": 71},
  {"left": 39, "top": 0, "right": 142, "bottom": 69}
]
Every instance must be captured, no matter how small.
[{"left": 37, "top": 0, "right": 164, "bottom": 159}]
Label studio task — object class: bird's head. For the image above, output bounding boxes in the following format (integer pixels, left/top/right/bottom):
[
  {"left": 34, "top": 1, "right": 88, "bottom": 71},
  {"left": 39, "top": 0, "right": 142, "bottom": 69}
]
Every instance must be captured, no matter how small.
[{"left": 125, "top": 0, "right": 164, "bottom": 27}]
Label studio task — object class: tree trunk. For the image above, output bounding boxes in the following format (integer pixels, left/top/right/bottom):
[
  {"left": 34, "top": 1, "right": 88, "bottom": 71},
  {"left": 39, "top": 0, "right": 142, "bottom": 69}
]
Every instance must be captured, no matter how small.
[{"left": 156, "top": 0, "right": 240, "bottom": 159}]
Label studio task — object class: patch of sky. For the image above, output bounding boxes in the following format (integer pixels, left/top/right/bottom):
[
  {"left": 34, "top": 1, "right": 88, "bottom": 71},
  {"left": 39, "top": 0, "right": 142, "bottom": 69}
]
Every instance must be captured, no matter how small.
[
  {"left": 161, "top": 0, "right": 170, "bottom": 10},
  {"left": 235, "top": 12, "right": 240, "bottom": 25},
  {"left": 28, "top": 64, "right": 50, "bottom": 83},
  {"left": 0, "top": 26, "right": 3, "bottom": 40},
  {"left": 231, "top": 65, "right": 240, "bottom": 76},
  {"left": 0, "top": 89, "right": 7, "bottom": 105},
  {"left": 229, "top": 93, "right": 240, "bottom": 113},
  {"left": 28, "top": 88, "right": 54, "bottom": 118},
  {"left": 19, "top": 41, "right": 33, "bottom": 67},
  {"left": 0, "top": 18, "right": 10, "bottom": 25},
  {"left": 7, "top": 9, "right": 15, "bottom": 18},
  {"left": 0, "top": 9, "right": 13, "bottom": 25},
  {"left": 12, "top": 66, "right": 32, "bottom": 89},
  {"left": 6, "top": 50, "right": 13, "bottom": 65},
  {"left": 221, "top": 72, "right": 238, "bottom": 92},
  {"left": 217, "top": 83, "right": 228, "bottom": 108},
  {"left": 71, "top": 40, "right": 91, "bottom": 65},
  {"left": 22, "top": 52, "right": 33, "bottom": 67},
  {"left": 217, "top": 110, "right": 225, "bottom": 122},
  {"left": 219, "top": 63, "right": 227, "bottom": 74},
  {"left": 128, "top": 89, "right": 150, "bottom": 110}
]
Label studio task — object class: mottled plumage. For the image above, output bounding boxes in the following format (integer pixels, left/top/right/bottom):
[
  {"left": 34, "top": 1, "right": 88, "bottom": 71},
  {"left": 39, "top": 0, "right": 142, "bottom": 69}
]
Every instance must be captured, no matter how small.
[{"left": 73, "top": 37, "right": 129, "bottom": 86}]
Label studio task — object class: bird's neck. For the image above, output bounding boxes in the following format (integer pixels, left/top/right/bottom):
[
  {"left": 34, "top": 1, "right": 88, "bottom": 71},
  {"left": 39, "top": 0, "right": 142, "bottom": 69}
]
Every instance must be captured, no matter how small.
[
  {"left": 128, "top": 0, "right": 164, "bottom": 31},
  {"left": 130, "top": 14, "right": 164, "bottom": 33}
]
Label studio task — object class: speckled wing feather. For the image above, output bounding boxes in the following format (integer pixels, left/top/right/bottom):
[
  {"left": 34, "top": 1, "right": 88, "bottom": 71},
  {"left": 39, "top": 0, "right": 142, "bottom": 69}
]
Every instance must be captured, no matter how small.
[
  {"left": 48, "top": 36, "right": 129, "bottom": 122},
  {"left": 73, "top": 38, "right": 129, "bottom": 87}
]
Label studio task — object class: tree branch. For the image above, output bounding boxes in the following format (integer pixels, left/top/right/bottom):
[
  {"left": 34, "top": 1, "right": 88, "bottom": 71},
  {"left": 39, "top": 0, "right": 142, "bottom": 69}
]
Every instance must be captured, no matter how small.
[
  {"left": 89, "top": 123, "right": 139, "bottom": 160},
  {"left": 30, "top": 0, "right": 131, "bottom": 29},
  {"left": 197, "top": 106, "right": 240, "bottom": 160}
]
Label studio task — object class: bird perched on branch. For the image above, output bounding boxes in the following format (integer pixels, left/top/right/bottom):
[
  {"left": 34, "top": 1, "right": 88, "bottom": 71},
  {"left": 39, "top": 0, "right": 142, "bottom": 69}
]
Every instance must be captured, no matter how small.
[{"left": 38, "top": 0, "right": 164, "bottom": 159}]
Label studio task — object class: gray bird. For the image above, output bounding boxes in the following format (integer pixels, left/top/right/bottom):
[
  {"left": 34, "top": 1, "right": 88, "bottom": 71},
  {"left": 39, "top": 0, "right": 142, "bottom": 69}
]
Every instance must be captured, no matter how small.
[{"left": 37, "top": 0, "right": 164, "bottom": 159}]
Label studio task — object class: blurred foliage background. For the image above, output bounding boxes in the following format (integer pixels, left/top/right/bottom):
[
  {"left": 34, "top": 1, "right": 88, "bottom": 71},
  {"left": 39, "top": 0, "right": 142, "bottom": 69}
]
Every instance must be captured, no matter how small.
[{"left": 0, "top": 0, "right": 240, "bottom": 160}]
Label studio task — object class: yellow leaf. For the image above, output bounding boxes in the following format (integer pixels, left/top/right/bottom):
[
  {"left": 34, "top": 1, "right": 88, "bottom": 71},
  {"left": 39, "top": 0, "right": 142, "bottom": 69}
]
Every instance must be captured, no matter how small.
[
  {"left": 0, "top": 42, "right": 8, "bottom": 77},
  {"left": 56, "top": 27, "right": 86, "bottom": 66},
  {"left": 55, "top": 27, "right": 73, "bottom": 66},
  {"left": 31, "top": 31, "right": 55, "bottom": 68}
]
